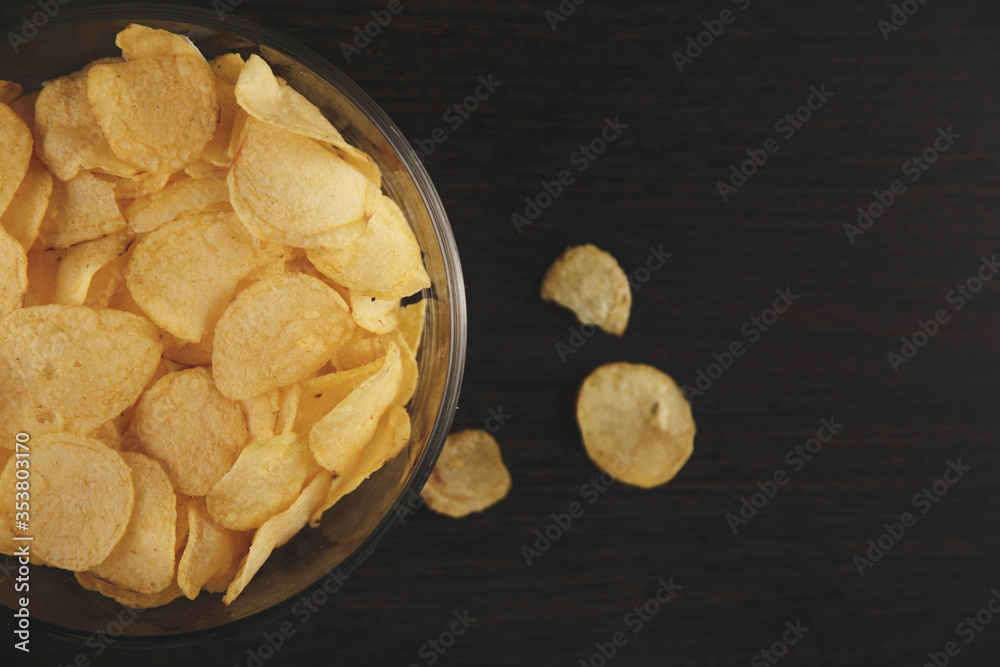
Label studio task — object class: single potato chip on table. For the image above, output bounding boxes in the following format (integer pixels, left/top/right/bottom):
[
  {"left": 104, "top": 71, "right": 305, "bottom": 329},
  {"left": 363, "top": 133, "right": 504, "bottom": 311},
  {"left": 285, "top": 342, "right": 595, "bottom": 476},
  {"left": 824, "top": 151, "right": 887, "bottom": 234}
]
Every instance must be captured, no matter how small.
[
  {"left": 420, "top": 430, "right": 512, "bottom": 519},
  {"left": 540, "top": 243, "right": 631, "bottom": 336},
  {"left": 576, "top": 362, "right": 695, "bottom": 488}
]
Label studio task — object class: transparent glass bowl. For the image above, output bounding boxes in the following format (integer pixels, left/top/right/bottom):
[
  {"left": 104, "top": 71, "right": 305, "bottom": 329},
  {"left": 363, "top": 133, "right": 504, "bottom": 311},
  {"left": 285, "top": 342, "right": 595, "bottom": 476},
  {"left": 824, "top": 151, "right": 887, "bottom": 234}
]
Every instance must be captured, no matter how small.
[{"left": 0, "top": 4, "right": 466, "bottom": 642}]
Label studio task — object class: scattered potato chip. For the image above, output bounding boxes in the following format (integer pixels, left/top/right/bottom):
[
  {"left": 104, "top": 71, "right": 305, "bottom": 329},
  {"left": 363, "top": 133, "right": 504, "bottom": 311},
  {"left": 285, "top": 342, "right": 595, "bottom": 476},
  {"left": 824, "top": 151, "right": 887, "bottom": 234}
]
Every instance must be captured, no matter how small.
[
  {"left": 124, "top": 172, "right": 229, "bottom": 234},
  {"left": 34, "top": 69, "right": 137, "bottom": 181},
  {"left": 223, "top": 473, "right": 331, "bottom": 605},
  {"left": 37, "top": 170, "right": 128, "bottom": 249},
  {"left": 88, "top": 47, "right": 219, "bottom": 173},
  {"left": 90, "top": 452, "right": 176, "bottom": 592},
  {"left": 349, "top": 291, "right": 400, "bottom": 334},
  {"left": 178, "top": 497, "right": 238, "bottom": 600},
  {"left": 2, "top": 433, "right": 134, "bottom": 569},
  {"left": 310, "top": 342, "right": 403, "bottom": 474},
  {"left": 235, "top": 54, "right": 381, "bottom": 187},
  {"left": 0, "top": 155, "right": 53, "bottom": 250},
  {"left": 75, "top": 571, "right": 184, "bottom": 609},
  {"left": 213, "top": 273, "right": 355, "bottom": 400},
  {"left": 576, "top": 363, "right": 695, "bottom": 488},
  {"left": 399, "top": 298, "right": 427, "bottom": 354},
  {"left": 207, "top": 433, "right": 312, "bottom": 531},
  {"left": 540, "top": 244, "right": 631, "bottom": 336},
  {"left": 0, "top": 228, "right": 28, "bottom": 317},
  {"left": 311, "top": 405, "right": 411, "bottom": 525},
  {"left": 126, "top": 210, "right": 288, "bottom": 342},
  {"left": 0, "top": 305, "right": 162, "bottom": 442},
  {"left": 308, "top": 194, "right": 430, "bottom": 299},
  {"left": 0, "top": 103, "right": 33, "bottom": 217},
  {"left": 229, "top": 116, "right": 380, "bottom": 248},
  {"left": 420, "top": 430, "right": 511, "bottom": 519},
  {"left": 54, "top": 230, "right": 131, "bottom": 306},
  {"left": 134, "top": 368, "right": 248, "bottom": 496}
]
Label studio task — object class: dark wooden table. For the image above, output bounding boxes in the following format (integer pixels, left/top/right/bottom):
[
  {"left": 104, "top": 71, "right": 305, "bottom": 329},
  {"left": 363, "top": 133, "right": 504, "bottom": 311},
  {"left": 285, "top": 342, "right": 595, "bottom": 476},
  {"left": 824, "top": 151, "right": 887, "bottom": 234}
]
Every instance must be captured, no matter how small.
[{"left": 4, "top": 1, "right": 1000, "bottom": 665}]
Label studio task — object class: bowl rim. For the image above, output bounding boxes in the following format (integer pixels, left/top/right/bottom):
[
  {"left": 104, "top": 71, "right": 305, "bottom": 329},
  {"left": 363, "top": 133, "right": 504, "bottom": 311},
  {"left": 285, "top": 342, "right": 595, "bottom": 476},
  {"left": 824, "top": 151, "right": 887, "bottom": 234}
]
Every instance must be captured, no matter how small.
[{"left": 4, "top": 2, "right": 467, "bottom": 645}]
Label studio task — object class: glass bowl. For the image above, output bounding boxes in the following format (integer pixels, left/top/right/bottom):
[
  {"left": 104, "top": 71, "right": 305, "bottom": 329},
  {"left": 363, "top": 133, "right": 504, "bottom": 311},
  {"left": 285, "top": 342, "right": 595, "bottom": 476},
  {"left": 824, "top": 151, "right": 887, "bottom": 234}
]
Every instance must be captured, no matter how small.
[{"left": 0, "top": 3, "right": 466, "bottom": 643}]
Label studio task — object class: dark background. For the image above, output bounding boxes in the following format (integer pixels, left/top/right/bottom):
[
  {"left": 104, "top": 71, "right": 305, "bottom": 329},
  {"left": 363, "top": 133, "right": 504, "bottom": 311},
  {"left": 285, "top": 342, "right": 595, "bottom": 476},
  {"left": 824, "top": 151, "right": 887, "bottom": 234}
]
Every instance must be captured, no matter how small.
[{"left": 4, "top": 0, "right": 1000, "bottom": 665}]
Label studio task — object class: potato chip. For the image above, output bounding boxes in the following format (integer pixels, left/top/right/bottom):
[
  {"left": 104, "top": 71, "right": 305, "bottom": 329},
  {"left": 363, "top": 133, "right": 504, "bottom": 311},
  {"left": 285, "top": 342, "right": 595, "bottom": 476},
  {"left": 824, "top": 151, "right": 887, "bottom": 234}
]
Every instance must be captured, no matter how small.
[
  {"left": 0, "top": 103, "right": 33, "bottom": 217},
  {"left": 310, "top": 342, "right": 402, "bottom": 474},
  {"left": 277, "top": 382, "right": 301, "bottom": 435},
  {"left": 37, "top": 170, "right": 127, "bottom": 249},
  {"left": 392, "top": 330, "right": 419, "bottom": 406},
  {"left": 212, "top": 53, "right": 245, "bottom": 86},
  {"left": 90, "top": 452, "right": 176, "bottom": 592},
  {"left": 201, "top": 68, "right": 240, "bottom": 168},
  {"left": 54, "top": 230, "right": 131, "bottom": 306},
  {"left": 135, "top": 368, "right": 248, "bottom": 496},
  {"left": 178, "top": 497, "right": 237, "bottom": 600},
  {"left": 33, "top": 70, "right": 136, "bottom": 181},
  {"left": 330, "top": 329, "right": 389, "bottom": 371},
  {"left": 76, "top": 571, "right": 183, "bottom": 609},
  {"left": 223, "top": 472, "right": 331, "bottom": 605},
  {"left": 0, "top": 82, "right": 22, "bottom": 105},
  {"left": 540, "top": 244, "right": 631, "bottom": 336},
  {"left": 229, "top": 116, "right": 380, "bottom": 248},
  {"left": 308, "top": 194, "right": 430, "bottom": 300},
  {"left": 124, "top": 171, "right": 229, "bottom": 234},
  {"left": 399, "top": 298, "right": 427, "bottom": 354},
  {"left": 88, "top": 35, "right": 219, "bottom": 173},
  {"left": 126, "top": 210, "right": 288, "bottom": 342},
  {"left": 0, "top": 228, "right": 28, "bottom": 317},
  {"left": 576, "top": 362, "right": 695, "bottom": 488},
  {"left": 241, "top": 389, "right": 280, "bottom": 442},
  {"left": 97, "top": 171, "right": 171, "bottom": 201},
  {"left": 349, "top": 291, "right": 400, "bottom": 335},
  {"left": 207, "top": 433, "right": 312, "bottom": 531},
  {"left": 310, "top": 405, "right": 410, "bottom": 525},
  {"left": 235, "top": 54, "right": 381, "bottom": 187},
  {"left": 212, "top": 273, "right": 354, "bottom": 400},
  {"left": 0, "top": 305, "right": 162, "bottom": 443},
  {"left": 115, "top": 24, "right": 205, "bottom": 61},
  {"left": 2, "top": 433, "right": 134, "bottom": 569},
  {"left": 420, "top": 430, "right": 511, "bottom": 519},
  {"left": 162, "top": 330, "right": 213, "bottom": 367},
  {"left": 83, "top": 249, "right": 130, "bottom": 309},
  {"left": 0, "top": 155, "right": 53, "bottom": 250}
]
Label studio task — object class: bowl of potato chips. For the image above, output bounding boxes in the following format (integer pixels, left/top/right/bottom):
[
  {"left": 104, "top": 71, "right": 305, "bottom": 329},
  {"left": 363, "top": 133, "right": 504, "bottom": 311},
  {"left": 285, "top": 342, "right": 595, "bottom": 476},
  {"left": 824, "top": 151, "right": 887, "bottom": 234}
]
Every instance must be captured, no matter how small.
[{"left": 0, "top": 5, "right": 465, "bottom": 639}]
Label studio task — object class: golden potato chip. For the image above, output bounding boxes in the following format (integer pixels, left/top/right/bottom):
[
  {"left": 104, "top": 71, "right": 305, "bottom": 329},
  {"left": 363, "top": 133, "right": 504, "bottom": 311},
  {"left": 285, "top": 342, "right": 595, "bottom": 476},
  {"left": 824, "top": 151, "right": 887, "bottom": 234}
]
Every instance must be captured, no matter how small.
[
  {"left": 399, "top": 298, "right": 427, "bottom": 355},
  {"left": 212, "top": 53, "right": 245, "bottom": 86},
  {"left": 330, "top": 328, "right": 389, "bottom": 371},
  {"left": 420, "top": 430, "right": 511, "bottom": 519},
  {"left": 201, "top": 69, "right": 240, "bottom": 167},
  {"left": 235, "top": 54, "right": 381, "bottom": 187},
  {"left": 33, "top": 70, "right": 137, "bottom": 181},
  {"left": 207, "top": 433, "right": 312, "bottom": 531},
  {"left": 135, "top": 368, "right": 248, "bottom": 496},
  {"left": 54, "top": 230, "right": 131, "bottom": 306},
  {"left": 308, "top": 194, "right": 430, "bottom": 300},
  {"left": 0, "top": 228, "right": 27, "bottom": 317},
  {"left": 0, "top": 103, "right": 33, "bottom": 217},
  {"left": 88, "top": 41, "right": 219, "bottom": 173},
  {"left": 115, "top": 24, "right": 205, "bottom": 61},
  {"left": 294, "top": 362, "right": 383, "bottom": 438},
  {"left": 0, "top": 155, "right": 53, "bottom": 250},
  {"left": 0, "top": 82, "right": 22, "bottom": 105},
  {"left": 83, "top": 249, "right": 130, "bottom": 309},
  {"left": 576, "top": 362, "right": 695, "bottom": 488},
  {"left": 277, "top": 382, "right": 301, "bottom": 435},
  {"left": 213, "top": 273, "right": 355, "bottom": 400},
  {"left": 162, "top": 330, "right": 214, "bottom": 367},
  {"left": 90, "top": 452, "right": 176, "bottom": 593},
  {"left": 2, "top": 433, "right": 134, "bottom": 570},
  {"left": 540, "top": 244, "right": 631, "bottom": 336},
  {"left": 310, "top": 342, "right": 402, "bottom": 474},
  {"left": 124, "top": 171, "right": 229, "bottom": 234},
  {"left": 76, "top": 572, "right": 183, "bottom": 609},
  {"left": 310, "top": 405, "right": 410, "bottom": 525},
  {"left": 349, "top": 291, "right": 400, "bottom": 335},
  {"left": 126, "top": 210, "right": 288, "bottom": 343},
  {"left": 178, "top": 497, "right": 237, "bottom": 600},
  {"left": 36, "top": 170, "right": 127, "bottom": 249},
  {"left": 392, "top": 330, "right": 419, "bottom": 406},
  {"left": 0, "top": 305, "right": 162, "bottom": 442},
  {"left": 223, "top": 472, "right": 331, "bottom": 605},
  {"left": 87, "top": 420, "right": 121, "bottom": 450},
  {"left": 229, "top": 116, "right": 380, "bottom": 248},
  {"left": 241, "top": 389, "right": 280, "bottom": 442},
  {"left": 97, "top": 171, "right": 171, "bottom": 201}
]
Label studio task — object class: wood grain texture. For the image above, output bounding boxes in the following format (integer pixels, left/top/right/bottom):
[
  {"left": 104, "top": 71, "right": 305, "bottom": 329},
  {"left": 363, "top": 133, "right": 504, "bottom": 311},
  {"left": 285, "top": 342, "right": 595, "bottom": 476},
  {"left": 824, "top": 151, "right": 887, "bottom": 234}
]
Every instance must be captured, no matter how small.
[{"left": 3, "top": 1, "right": 1000, "bottom": 665}]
